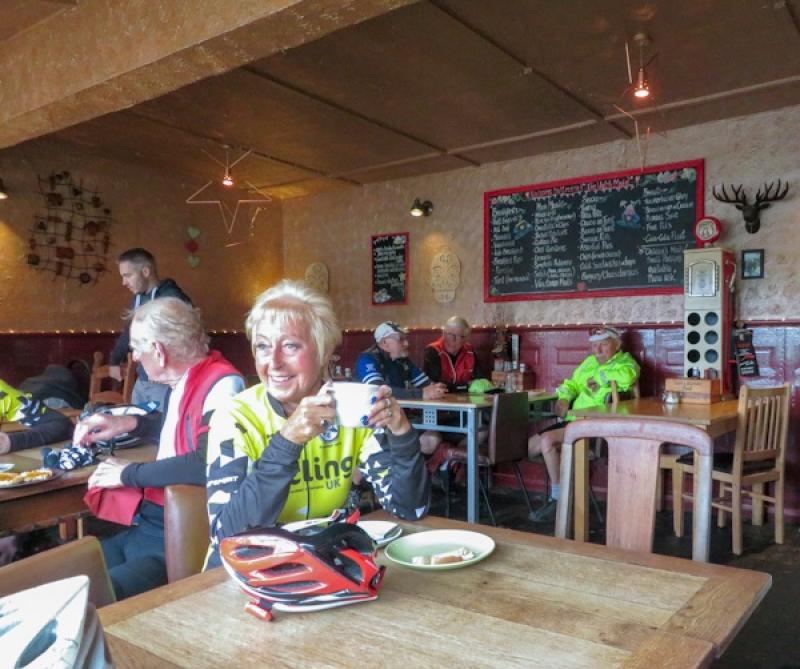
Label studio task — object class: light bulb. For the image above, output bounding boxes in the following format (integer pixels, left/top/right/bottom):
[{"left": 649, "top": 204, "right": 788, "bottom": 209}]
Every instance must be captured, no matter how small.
[
  {"left": 222, "top": 170, "right": 234, "bottom": 187},
  {"left": 633, "top": 68, "right": 650, "bottom": 99}
]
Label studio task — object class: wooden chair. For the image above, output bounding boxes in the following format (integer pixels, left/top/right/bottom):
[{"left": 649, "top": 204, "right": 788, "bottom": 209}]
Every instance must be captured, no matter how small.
[
  {"left": 556, "top": 417, "right": 714, "bottom": 561},
  {"left": 164, "top": 485, "right": 210, "bottom": 582},
  {"left": 674, "top": 383, "right": 790, "bottom": 555},
  {"left": 441, "top": 392, "right": 535, "bottom": 525},
  {"left": 88, "top": 351, "right": 136, "bottom": 405},
  {"left": 0, "top": 536, "right": 116, "bottom": 607}
]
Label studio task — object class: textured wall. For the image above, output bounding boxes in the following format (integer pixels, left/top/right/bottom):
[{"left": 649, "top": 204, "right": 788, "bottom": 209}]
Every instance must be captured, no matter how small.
[
  {"left": 284, "top": 105, "right": 800, "bottom": 330},
  {"left": 0, "top": 138, "right": 283, "bottom": 333}
]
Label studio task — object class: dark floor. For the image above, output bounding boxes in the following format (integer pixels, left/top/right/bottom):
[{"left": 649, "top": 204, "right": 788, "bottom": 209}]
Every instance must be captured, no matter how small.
[{"left": 428, "top": 484, "right": 800, "bottom": 669}]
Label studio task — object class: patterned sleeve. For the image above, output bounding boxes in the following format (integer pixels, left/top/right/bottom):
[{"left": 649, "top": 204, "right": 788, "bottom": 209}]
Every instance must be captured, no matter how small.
[
  {"left": 358, "top": 429, "right": 429, "bottom": 521},
  {"left": 205, "top": 402, "right": 302, "bottom": 568},
  {"left": 355, "top": 351, "right": 385, "bottom": 386},
  {"left": 406, "top": 359, "right": 431, "bottom": 388}
]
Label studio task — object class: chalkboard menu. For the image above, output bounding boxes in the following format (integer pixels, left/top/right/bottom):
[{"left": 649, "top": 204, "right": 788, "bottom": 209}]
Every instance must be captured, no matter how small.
[
  {"left": 372, "top": 232, "right": 408, "bottom": 305},
  {"left": 484, "top": 160, "right": 704, "bottom": 301}
]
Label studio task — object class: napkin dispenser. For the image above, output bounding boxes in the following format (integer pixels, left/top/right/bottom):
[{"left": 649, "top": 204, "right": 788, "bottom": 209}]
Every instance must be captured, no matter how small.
[{"left": 664, "top": 377, "right": 722, "bottom": 404}]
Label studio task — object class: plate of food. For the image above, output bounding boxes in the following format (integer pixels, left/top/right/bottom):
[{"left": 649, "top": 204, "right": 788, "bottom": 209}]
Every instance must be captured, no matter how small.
[
  {"left": 0, "top": 467, "right": 59, "bottom": 489},
  {"left": 384, "top": 529, "right": 495, "bottom": 570}
]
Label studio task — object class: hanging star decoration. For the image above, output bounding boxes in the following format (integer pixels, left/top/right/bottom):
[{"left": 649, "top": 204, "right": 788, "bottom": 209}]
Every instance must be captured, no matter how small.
[{"left": 186, "top": 147, "right": 271, "bottom": 234}]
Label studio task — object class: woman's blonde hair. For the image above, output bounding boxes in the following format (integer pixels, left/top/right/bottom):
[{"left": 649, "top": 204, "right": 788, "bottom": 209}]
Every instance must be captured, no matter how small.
[{"left": 245, "top": 280, "right": 341, "bottom": 369}]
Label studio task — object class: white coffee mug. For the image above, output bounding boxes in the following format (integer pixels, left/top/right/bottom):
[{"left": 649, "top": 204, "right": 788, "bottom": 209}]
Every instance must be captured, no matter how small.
[{"left": 330, "top": 382, "right": 379, "bottom": 428}]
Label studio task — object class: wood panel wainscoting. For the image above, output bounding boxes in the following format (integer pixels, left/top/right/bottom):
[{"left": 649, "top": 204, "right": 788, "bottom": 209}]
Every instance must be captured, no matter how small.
[{"left": 1, "top": 322, "right": 797, "bottom": 517}]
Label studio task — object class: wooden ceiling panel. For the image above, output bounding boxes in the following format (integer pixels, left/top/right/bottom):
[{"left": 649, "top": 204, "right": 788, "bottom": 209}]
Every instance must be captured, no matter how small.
[
  {"left": 132, "top": 68, "right": 434, "bottom": 176},
  {"left": 0, "top": 0, "right": 66, "bottom": 42},
  {"left": 436, "top": 0, "right": 800, "bottom": 113},
  {"left": 249, "top": 2, "right": 598, "bottom": 151},
  {"left": 51, "top": 111, "right": 316, "bottom": 187}
]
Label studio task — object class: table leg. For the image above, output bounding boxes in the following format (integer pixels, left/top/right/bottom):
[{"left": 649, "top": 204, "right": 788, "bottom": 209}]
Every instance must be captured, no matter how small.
[
  {"left": 466, "top": 408, "right": 478, "bottom": 524},
  {"left": 573, "top": 438, "right": 589, "bottom": 541}
]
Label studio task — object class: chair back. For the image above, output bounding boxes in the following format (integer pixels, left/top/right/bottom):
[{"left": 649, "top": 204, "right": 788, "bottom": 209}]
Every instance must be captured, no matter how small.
[
  {"left": 556, "top": 418, "right": 714, "bottom": 560},
  {"left": 735, "top": 383, "right": 790, "bottom": 469},
  {"left": 608, "top": 379, "right": 641, "bottom": 407},
  {"left": 89, "top": 351, "right": 136, "bottom": 405},
  {"left": 487, "top": 392, "right": 530, "bottom": 465},
  {"left": 0, "top": 536, "right": 116, "bottom": 607},
  {"left": 164, "top": 485, "right": 210, "bottom": 582}
]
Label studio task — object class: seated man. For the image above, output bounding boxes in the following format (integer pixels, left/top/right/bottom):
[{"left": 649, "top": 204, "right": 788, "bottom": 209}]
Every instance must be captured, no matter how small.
[
  {"left": 356, "top": 321, "right": 447, "bottom": 455},
  {"left": 423, "top": 316, "right": 486, "bottom": 392},
  {"left": 528, "top": 326, "right": 639, "bottom": 522},
  {"left": 73, "top": 297, "right": 243, "bottom": 599},
  {"left": 0, "top": 378, "right": 73, "bottom": 454}
]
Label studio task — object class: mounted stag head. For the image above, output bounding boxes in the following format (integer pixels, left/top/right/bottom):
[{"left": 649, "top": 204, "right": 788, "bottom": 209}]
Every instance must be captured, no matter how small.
[{"left": 712, "top": 180, "right": 789, "bottom": 234}]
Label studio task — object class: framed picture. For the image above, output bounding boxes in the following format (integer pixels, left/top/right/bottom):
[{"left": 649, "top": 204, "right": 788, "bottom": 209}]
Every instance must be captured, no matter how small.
[{"left": 741, "top": 249, "right": 764, "bottom": 280}]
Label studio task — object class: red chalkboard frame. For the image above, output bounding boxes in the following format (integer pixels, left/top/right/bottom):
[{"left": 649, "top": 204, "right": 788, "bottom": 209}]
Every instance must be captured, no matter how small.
[
  {"left": 371, "top": 231, "right": 409, "bottom": 306},
  {"left": 483, "top": 159, "right": 705, "bottom": 302}
]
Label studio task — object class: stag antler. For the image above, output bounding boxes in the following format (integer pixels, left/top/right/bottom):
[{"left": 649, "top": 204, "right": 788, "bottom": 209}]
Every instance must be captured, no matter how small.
[
  {"left": 712, "top": 184, "right": 748, "bottom": 205},
  {"left": 755, "top": 179, "right": 789, "bottom": 204}
]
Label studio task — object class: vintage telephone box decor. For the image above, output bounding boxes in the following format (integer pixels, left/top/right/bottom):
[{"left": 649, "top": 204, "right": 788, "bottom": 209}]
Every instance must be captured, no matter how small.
[{"left": 683, "top": 247, "right": 736, "bottom": 394}]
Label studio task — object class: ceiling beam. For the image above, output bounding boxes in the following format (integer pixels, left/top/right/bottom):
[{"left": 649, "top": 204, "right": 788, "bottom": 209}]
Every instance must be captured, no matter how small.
[{"left": 0, "top": 0, "right": 420, "bottom": 148}]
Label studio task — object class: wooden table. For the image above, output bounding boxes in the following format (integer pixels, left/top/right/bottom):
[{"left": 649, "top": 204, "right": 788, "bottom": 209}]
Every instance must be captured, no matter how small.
[
  {"left": 399, "top": 391, "right": 556, "bottom": 523},
  {"left": 0, "top": 442, "right": 157, "bottom": 537},
  {"left": 570, "top": 398, "right": 740, "bottom": 543},
  {"left": 98, "top": 512, "right": 770, "bottom": 668}
]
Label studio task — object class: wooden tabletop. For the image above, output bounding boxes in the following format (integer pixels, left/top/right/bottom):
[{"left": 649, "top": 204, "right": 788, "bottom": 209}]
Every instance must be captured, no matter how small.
[
  {"left": 98, "top": 512, "right": 769, "bottom": 669},
  {"left": 572, "top": 397, "right": 739, "bottom": 430},
  {"left": 0, "top": 441, "right": 157, "bottom": 535}
]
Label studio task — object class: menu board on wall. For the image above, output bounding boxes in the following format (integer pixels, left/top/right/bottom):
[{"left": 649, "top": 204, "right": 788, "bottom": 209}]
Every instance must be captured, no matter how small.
[
  {"left": 372, "top": 232, "right": 408, "bottom": 305},
  {"left": 484, "top": 160, "right": 704, "bottom": 302}
]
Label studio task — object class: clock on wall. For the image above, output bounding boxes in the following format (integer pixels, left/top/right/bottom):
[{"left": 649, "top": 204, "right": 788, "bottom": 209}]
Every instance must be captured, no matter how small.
[{"left": 693, "top": 216, "right": 722, "bottom": 247}]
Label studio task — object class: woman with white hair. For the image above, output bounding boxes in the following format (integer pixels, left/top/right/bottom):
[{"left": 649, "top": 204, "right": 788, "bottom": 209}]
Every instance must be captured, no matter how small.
[
  {"left": 204, "top": 280, "right": 429, "bottom": 569},
  {"left": 73, "top": 297, "right": 244, "bottom": 598}
]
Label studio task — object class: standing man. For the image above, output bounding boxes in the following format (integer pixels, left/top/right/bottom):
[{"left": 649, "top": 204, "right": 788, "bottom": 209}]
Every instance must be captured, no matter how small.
[
  {"left": 423, "top": 316, "right": 486, "bottom": 392},
  {"left": 355, "top": 321, "right": 446, "bottom": 455},
  {"left": 110, "top": 248, "right": 191, "bottom": 409}
]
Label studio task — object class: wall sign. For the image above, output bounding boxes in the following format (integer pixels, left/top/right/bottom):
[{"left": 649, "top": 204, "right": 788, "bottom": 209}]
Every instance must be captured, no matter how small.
[
  {"left": 372, "top": 232, "right": 408, "bottom": 305},
  {"left": 484, "top": 159, "right": 704, "bottom": 301}
]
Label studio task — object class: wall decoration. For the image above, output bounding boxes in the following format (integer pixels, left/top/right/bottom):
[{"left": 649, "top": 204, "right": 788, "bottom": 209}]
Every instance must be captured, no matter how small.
[
  {"left": 712, "top": 181, "right": 789, "bottom": 234},
  {"left": 27, "top": 171, "right": 114, "bottom": 284},
  {"left": 185, "top": 148, "right": 271, "bottom": 235},
  {"left": 304, "top": 262, "right": 329, "bottom": 293},
  {"left": 741, "top": 249, "right": 764, "bottom": 280},
  {"left": 371, "top": 232, "right": 408, "bottom": 305},
  {"left": 430, "top": 249, "right": 460, "bottom": 303},
  {"left": 185, "top": 226, "right": 201, "bottom": 268}
]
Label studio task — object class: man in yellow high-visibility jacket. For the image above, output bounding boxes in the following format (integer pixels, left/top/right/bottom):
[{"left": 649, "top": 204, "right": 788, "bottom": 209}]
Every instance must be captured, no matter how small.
[{"left": 528, "top": 326, "right": 639, "bottom": 522}]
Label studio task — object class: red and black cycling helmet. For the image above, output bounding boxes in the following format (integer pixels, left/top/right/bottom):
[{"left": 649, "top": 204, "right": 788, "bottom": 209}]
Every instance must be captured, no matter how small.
[{"left": 220, "top": 521, "right": 385, "bottom": 621}]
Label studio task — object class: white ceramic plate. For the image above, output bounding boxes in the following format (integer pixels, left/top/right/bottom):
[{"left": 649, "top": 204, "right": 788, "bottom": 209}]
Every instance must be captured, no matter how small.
[
  {"left": 0, "top": 463, "right": 14, "bottom": 473},
  {"left": 357, "top": 520, "right": 402, "bottom": 547},
  {"left": 384, "top": 529, "right": 495, "bottom": 570}
]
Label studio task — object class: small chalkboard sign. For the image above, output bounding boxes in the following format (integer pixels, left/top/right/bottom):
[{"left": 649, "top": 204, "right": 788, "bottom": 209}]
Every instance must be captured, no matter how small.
[
  {"left": 372, "top": 232, "right": 408, "bottom": 305},
  {"left": 484, "top": 160, "right": 704, "bottom": 301}
]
